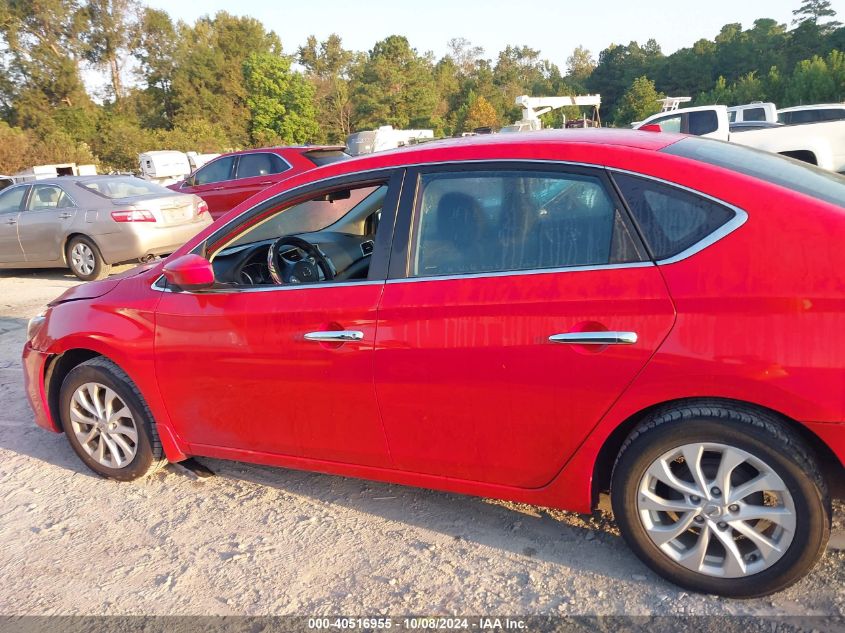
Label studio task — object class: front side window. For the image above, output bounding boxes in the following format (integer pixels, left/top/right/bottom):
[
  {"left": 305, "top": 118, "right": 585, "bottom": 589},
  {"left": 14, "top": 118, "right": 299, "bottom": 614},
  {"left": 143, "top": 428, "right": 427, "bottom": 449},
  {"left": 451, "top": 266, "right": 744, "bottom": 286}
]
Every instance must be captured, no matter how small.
[
  {"left": 613, "top": 173, "right": 735, "bottom": 260},
  {"left": 209, "top": 182, "right": 389, "bottom": 287},
  {"left": 0, "top": 186, "right": 26, "bottom": 214},
  {"left": 28, "top": 185, "right": 74, "bottom": 210},
  {"left": 410, "top": 170, "right": 643, "bottom": 277},
  {"left": 237, "top": 153, "right": 288, "bottom": 179},
  {"left": 194, "top": 157, "right": 235, "bottom": 186}
]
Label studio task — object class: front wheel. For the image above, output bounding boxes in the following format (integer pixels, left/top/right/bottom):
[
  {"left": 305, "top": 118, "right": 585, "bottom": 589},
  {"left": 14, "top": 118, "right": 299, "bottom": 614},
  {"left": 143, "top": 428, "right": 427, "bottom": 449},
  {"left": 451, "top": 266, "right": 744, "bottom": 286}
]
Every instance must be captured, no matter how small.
[
  {"left": 59, "top": 357, "right": 167, "bottom": 480},
  {"left": 611, "top": 403, "right": 831, "bottom": 598}
]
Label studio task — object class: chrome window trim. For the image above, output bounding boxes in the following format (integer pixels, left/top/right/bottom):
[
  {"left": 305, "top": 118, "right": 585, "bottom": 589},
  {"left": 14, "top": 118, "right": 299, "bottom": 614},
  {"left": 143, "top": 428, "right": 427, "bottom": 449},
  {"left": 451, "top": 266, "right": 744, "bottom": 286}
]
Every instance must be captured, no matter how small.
[
  {"left": 387, "top": 262, "right": 653, "bottom": 285},
  {"left": 151, "top": 276, "right": 383, "bottom": 294},
  {"left": 181, "top": 158, "right": 749, "bottom": 293},
  {"left": 608, "top": 167, "right": 749, "bottom": 265}
]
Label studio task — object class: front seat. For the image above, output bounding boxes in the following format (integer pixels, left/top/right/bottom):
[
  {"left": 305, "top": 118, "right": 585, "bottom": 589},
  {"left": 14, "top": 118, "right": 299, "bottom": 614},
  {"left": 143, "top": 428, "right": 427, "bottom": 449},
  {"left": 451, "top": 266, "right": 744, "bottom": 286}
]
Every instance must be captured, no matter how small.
[{"left": 418, "top": 192, "right": 487, "bottom": 276}]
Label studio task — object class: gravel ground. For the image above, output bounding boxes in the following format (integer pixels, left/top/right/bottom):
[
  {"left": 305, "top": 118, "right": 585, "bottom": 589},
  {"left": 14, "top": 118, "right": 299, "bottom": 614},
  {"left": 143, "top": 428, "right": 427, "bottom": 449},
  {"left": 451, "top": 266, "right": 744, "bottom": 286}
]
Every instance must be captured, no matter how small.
[{"left": 0, "top": 268, "right": 843, "bottom": 619}]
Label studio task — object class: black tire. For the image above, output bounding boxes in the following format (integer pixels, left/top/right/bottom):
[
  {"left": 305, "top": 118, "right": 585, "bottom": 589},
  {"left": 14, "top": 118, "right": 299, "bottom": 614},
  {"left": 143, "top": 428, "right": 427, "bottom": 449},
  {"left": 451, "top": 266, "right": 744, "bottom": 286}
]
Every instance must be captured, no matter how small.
[
  {"left": 59, "top": 357, "right": 167, "bottom": 481},
  {"left": 66, "top": 235, "right": 111, "bottom": 281},
  {"left": 611, "top": 402, "right": 830, "bottom": 598}
]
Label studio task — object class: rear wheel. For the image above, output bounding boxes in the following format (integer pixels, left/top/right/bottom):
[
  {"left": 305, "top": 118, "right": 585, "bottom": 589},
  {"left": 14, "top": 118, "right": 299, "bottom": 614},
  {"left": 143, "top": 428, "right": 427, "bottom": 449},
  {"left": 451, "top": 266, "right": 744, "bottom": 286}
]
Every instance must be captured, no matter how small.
[
  {"left": 59, "top": 357, "right": 167, "bottom": 480},
  {"left": 67, "top": 235, "right": 111, "bottom": 281},
  {"left": 611, "top": 403, "right": 830, "bottom": 597}
]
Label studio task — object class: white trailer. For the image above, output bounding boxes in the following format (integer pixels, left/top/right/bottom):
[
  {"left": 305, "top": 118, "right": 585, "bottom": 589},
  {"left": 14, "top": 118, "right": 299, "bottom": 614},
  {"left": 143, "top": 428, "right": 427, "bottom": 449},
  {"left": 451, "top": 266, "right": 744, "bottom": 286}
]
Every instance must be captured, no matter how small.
[
  {"left": 138, "top": 151, "right": 192, "bottom": 186},
  {"left": 346, "top": 126, "right": 434, "bottom": 156},
  {"left": 12, "top": 163, "right": 98, "bottom": 182}
]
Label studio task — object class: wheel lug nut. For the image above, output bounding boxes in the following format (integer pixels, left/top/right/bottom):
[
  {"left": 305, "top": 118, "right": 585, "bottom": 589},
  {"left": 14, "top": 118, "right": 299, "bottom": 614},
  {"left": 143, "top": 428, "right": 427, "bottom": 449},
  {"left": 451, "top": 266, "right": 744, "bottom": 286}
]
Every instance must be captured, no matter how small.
[
  {"left": 690, "top": 495, "right": 701, "bottom": 504},
  {"left": 717, "top": 521, "right": 728, "bottom": 530},
  {"left": 729, "top": 504, "right": 740, "bottom": 513},
  {"left": 693, "top": 516, "right": 704, "bottom": 524},
  {"left": 711, "top": 487, "right": 721, "bottom": 497}
]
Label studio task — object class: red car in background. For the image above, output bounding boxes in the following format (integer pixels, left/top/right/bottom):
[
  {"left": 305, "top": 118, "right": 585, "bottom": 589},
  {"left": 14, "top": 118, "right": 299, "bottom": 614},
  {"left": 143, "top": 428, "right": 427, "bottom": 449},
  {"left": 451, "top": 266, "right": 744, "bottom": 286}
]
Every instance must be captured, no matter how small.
[
  {"left": 23, "top": 130, "right": 845, "bottom": 598},
  {"left": 169, "top": 145, "right": 348, "bottom": 219}
]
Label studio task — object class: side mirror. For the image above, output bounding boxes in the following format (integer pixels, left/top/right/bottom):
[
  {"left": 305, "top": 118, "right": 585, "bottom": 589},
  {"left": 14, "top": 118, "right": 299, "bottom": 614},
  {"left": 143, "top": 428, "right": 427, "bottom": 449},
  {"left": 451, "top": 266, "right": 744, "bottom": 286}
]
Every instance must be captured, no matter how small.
[{"left": 162, "top": 254, "right": 215, "bottom": 291}]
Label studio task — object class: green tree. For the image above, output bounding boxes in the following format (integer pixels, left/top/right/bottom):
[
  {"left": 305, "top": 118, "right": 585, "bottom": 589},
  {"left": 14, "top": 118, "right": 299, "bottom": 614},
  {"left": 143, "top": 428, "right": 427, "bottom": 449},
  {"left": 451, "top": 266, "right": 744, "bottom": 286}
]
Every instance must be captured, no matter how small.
[
  {"left": 793, "top": 0, "right": 841, "bottom": 31},
  {"left": 298, "top": 34, "right": 355, "bottom": 143},
  {"left": 351, "top": 35, "right": 438, "bottom": 130},
  {"left": 613, "top": 76, "right": 664, "bottom": 125},
  {"left": 243, "top": 52, "right": 319, "bottom": 145},
  {"left": 169, "top": 12, "right": 282, "bottom": 146},
  {"left": 84, "top": 0, "right": 141, "bottom": 102},
  {"left": 566, "top": 46, "right": 596, "bottom": 86},
  {"left": 132, "top": 8, "right": 178, "bottom": 128}
]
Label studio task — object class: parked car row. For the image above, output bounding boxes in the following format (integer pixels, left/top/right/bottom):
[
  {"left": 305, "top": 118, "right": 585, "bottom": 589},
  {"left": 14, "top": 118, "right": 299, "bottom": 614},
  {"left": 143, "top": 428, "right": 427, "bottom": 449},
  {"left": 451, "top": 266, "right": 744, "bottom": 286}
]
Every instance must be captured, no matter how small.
[{"left": 22, "top": 129, "right": 845, "bottom": 598}]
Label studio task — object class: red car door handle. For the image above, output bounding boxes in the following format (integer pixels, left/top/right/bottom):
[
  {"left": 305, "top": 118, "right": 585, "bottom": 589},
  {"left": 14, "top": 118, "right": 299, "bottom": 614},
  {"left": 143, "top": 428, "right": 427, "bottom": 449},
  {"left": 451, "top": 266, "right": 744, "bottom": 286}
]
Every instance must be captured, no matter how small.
[
  {"left": 304, "top": 330, "right": 364, "bottom": 343},
  {"left": 258, "top": 181, "right": 274, "bottom": 185},
  {"left": 549, "top": 331, "right": 638, "bottom": 345}
]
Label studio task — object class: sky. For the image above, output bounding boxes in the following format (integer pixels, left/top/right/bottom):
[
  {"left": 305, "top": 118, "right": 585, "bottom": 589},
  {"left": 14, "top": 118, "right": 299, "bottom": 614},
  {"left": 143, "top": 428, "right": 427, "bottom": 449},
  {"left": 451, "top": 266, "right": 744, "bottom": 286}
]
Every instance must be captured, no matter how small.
[{"left": 145, "top": 0, "right": 823, "bottom": 63}]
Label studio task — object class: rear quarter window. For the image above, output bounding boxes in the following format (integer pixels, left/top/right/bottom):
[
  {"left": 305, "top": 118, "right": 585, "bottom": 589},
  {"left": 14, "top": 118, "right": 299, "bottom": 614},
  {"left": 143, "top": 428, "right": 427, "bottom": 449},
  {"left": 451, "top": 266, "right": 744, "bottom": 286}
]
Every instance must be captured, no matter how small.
[{"left": 613, "top": 173, "right": 736, "bottom": 260}]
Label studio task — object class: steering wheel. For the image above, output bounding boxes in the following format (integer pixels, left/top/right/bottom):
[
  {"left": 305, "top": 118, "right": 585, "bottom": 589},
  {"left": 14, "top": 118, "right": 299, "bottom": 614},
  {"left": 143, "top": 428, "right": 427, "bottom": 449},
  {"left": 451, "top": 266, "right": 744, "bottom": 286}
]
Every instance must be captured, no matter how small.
[{"left": 267, "top": 236, "right": 336, "bottom": 285}]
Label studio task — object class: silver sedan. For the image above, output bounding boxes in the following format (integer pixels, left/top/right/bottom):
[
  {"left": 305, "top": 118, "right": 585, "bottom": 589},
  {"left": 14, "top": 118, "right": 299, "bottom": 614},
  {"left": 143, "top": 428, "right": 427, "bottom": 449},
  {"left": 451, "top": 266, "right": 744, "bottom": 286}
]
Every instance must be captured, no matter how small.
[{"left": 0, "top": 176, "right": 213, "bottom": 280}]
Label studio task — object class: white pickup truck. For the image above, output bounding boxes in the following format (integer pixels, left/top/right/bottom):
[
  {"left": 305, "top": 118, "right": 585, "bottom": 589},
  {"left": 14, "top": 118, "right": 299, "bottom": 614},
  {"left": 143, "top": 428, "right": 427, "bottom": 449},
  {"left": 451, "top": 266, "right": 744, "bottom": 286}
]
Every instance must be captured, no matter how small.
[{"left": 634, "top": 105, "right": 845, "bottom": 173}]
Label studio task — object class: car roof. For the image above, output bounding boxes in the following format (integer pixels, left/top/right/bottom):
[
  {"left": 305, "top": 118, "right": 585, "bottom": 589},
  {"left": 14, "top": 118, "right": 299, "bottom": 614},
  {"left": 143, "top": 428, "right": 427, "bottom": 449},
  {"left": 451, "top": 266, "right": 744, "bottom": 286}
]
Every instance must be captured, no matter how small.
[
  {"left": 777, "top": 104, "right": 845, "bottom": 113},
  {"left": 219, "top": 145, "right": 347, "bottom": 158},
  {"left": 374, "top": 129, "right": 680, "bottom": 157}
]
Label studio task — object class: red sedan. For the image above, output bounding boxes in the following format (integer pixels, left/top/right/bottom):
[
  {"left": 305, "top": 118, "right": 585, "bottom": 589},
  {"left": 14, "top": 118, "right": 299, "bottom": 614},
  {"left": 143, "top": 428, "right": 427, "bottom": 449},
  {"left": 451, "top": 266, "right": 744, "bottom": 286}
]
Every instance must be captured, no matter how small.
[
  {"left": 23, "top": 130, "right": 845, "bottom": 597},
  {"left": 168, "top": 145, "right": 348, "bottom": 219}
]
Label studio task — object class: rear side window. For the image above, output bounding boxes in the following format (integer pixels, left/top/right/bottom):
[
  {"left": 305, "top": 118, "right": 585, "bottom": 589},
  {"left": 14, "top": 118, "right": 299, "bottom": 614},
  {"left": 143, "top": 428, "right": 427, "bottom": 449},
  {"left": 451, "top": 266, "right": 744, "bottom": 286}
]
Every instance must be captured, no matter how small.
[
  {"left": 818, "top": 109, "right": 845, "bottom": 122},
  {"left": 743, "top": 107, "right": 766, "bottom": 122},
  {"left": 410, "top": 170, "right": 644, "bottom": 277},
  {"left": 237, "top": 153, "right": 288, "bottom": 179},
  {"left": 614, "top": 173, "right": 735, "bottom": 260},
  {"left": 688, "top": 110, "right": 719, "bottom": 135}
]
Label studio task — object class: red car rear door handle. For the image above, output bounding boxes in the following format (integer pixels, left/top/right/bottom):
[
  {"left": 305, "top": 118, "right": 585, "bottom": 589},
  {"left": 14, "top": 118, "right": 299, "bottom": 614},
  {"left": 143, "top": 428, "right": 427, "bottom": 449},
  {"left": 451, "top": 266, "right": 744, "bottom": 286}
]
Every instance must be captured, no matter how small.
[
  {"left": 304, "top": 330, "right": 364, "bottom": 343},
  {"left": 258, "top": 181, "right": 274, "bottom": 185},
  {"left": 549, "top": 331, "right": 638, "bottom": 345}
]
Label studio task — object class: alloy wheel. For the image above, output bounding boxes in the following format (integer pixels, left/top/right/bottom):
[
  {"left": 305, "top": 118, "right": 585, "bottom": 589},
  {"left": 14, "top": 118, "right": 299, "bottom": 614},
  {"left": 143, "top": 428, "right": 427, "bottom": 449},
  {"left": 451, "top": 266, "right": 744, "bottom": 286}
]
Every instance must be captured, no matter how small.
[
  {"left": 636, "top": 442, "right": 796, "bottom": 578},
  {"left": 68, "top": 382, "right": 138, "bottom": 468}
]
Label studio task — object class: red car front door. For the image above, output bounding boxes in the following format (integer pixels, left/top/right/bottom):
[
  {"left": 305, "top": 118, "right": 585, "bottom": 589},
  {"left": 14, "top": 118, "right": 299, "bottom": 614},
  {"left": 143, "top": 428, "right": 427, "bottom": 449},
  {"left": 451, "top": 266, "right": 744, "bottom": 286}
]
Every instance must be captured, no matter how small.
[
  {"left": 177, "top": 155, "right": 239, "bottom": 218},
  {"left": 153, "top": 171, "right": 404, "bottom": 468},
  {"left": 373, "top": 164, "right": 677, "bottom": 488}
]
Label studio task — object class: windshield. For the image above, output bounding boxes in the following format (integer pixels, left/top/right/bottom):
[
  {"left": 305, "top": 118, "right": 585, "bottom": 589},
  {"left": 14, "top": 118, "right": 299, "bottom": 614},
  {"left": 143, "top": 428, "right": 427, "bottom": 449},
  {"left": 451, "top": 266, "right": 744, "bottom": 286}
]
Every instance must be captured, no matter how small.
[
  {"left": 79, "top": 177, "right": 176, "bottom": 199},
  {"left": 662, "top": 137, "right": 845, "bottom": 208}
]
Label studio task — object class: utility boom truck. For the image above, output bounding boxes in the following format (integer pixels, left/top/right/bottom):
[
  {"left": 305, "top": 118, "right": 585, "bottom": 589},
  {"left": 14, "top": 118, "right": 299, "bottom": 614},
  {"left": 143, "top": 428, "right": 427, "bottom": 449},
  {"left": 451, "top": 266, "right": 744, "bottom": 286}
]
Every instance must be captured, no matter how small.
[{"left": 502, "top": 95, "right": 602, "bottom": 132}]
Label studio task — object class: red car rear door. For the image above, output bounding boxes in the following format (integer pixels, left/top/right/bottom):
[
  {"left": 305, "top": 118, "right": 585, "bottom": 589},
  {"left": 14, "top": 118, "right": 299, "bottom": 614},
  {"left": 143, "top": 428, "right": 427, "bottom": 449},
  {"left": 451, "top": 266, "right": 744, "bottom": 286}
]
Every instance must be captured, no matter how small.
[
  {"left": 225, "top": 152, "right": 293, "bottom": 204},
  {"left": 373, "top": 163, "right": 676, "bottom": 488}
]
